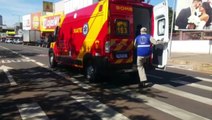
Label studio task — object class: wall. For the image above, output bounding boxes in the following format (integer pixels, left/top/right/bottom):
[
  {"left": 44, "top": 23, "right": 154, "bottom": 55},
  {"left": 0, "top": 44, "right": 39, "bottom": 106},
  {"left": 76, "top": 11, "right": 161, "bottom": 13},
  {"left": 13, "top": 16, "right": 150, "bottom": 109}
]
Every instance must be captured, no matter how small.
[
  {"left": 171, "top": 40, "right": 212, "bottom": 54},
  {"left": 54, "top": 0, "right": 64, "bottom": 13},
  {"left": 64, "top": 0, "right": 99, "bottom": 14}
]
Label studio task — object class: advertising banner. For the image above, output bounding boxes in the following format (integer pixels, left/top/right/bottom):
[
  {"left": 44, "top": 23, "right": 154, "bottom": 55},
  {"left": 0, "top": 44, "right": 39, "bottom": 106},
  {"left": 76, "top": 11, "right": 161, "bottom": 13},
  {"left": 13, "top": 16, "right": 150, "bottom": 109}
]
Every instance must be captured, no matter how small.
[
  {"left": 43, "top": 1, "right": 53, "bottom": 12},
  {"left": 175, "top": 0, "right": 212, "bottom": 30},
  {"left": 22, "top": 14, "right": 31, "bottom": 30},
  {"left": 31, "top": 12, "right": 41, "bottom": 30},
  {"left": 40, "top": 12, "right": 64, "bottom": 32}
]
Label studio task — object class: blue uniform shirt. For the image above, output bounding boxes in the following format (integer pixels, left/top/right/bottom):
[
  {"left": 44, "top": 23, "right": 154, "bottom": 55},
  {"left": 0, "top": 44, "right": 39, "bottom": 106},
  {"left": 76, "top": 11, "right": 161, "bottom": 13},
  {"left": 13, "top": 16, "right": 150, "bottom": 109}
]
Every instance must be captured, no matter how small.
[{"left": 135, "top": 34, "right": 151, "bottom": 57}]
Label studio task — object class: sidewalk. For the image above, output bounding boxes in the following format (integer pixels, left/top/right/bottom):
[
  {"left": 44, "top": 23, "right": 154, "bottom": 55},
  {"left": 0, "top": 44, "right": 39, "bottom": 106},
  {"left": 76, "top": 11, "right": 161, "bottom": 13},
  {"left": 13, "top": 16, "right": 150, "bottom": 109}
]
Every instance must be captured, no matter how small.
[{"left": 168, "top": 53, "right": 212, "bottom": 74}]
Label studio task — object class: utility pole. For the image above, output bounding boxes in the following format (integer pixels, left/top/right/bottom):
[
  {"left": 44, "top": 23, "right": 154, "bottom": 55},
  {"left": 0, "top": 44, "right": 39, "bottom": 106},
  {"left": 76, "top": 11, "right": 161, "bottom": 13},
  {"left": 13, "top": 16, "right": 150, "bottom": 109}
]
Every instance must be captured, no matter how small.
[{"left": 169, "top": 0, "right": 177, "bottom": 58}]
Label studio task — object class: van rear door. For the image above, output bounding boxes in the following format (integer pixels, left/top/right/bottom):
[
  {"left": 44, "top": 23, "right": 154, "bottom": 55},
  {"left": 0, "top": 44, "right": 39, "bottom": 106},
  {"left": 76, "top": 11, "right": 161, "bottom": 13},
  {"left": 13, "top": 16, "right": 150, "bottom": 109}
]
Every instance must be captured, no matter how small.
[{"left": 152, "top": 0, "right": 169, "bottom": 69}]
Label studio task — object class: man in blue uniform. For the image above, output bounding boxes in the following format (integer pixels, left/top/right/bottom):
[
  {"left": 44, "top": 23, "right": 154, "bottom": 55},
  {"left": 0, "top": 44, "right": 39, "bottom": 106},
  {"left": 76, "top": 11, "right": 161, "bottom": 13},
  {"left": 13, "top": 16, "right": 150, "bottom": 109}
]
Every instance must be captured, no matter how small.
[{"left": 134, "top": 27, "right": 164, "bottom": 89}]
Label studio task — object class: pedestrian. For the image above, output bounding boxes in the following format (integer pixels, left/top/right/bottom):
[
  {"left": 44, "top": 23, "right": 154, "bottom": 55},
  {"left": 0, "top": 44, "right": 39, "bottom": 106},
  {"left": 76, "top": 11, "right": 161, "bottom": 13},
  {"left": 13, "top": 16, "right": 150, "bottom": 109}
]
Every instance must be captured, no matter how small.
[
  {"left": 47, "top": 34, "right": 53, "bottom": 48},
  {"left": 134, "top": 27, "right": 164, "bottom": 89}
]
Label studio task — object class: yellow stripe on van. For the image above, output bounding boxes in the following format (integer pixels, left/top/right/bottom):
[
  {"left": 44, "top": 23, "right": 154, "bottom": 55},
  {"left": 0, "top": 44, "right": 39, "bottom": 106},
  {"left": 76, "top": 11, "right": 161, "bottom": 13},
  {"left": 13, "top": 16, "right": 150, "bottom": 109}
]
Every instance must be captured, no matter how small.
[{"left": 77, "top": 0, "right": 109, "bottom": 60}]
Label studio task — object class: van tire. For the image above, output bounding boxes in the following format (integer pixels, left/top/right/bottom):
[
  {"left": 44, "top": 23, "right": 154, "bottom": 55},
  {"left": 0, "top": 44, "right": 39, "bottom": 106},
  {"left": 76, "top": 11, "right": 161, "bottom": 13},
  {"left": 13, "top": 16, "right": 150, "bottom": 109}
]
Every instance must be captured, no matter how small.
[
  {"left": 85, "top": 61, "right": 99, "bottom": 82},
  {"left": 49, "top": 52, "right": 57, "bottom": 68}
]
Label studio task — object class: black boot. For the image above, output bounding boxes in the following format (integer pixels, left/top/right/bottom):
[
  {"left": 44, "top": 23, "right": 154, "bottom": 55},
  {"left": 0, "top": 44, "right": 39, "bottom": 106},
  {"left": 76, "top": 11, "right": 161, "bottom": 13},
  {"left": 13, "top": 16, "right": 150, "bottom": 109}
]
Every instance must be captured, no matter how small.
[
  {"left": 144, "top": 81, "right": 154, "bottom": 88},
  {"left": 138, "top": 81, "right": 147, "bottom": 88},
  {"left": 138, "top": 81, "right": 154, "bottom": 89}
]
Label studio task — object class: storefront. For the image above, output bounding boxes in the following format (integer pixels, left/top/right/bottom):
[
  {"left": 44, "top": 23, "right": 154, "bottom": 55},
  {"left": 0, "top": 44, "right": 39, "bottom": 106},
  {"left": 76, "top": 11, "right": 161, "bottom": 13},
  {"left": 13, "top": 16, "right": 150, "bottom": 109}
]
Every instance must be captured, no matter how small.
[{"left": 40, "top": 12, "right": 64, "bottom": 47}]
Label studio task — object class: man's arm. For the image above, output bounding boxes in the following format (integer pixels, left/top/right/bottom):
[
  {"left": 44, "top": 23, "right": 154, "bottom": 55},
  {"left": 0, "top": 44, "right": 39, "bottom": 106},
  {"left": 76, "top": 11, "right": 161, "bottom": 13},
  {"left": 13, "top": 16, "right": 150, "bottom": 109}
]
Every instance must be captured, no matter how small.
[{"left": 150, "top": 37, "right": 164, "bottom": 45}]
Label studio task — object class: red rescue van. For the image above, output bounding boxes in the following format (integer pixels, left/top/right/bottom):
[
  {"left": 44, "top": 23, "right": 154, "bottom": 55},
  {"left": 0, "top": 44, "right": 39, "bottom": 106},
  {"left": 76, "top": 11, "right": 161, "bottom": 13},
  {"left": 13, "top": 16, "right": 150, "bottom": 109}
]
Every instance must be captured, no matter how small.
[{"left": 49, "top": 0, "right": 169, "bottom": 82}]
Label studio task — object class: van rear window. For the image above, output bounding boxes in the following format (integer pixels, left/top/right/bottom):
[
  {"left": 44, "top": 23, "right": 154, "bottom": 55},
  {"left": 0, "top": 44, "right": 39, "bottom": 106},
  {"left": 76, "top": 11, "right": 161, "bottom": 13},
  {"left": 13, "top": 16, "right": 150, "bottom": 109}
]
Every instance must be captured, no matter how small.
[{"left": 115, "top": 19, "right": 129, "bottom": 36}]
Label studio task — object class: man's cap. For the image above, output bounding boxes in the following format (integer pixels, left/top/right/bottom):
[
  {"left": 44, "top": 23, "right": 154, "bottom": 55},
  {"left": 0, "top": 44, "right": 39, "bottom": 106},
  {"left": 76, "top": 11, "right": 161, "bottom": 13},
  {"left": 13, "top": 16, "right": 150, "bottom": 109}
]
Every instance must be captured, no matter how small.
[{"left": 140, "top": 27, "right": 147, "bottom": 33}]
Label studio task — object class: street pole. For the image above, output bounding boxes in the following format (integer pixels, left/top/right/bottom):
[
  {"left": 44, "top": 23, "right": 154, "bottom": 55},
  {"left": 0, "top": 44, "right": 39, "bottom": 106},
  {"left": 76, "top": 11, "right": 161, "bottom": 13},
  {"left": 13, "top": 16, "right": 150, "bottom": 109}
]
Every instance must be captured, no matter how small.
[{"left": 169, "top": 0, "right": 177, "bottom": 58}]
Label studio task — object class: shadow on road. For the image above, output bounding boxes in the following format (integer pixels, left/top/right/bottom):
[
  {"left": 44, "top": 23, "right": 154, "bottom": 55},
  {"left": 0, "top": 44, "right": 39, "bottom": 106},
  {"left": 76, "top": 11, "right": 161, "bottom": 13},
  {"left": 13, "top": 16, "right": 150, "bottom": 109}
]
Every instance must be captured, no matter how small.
[{"left": 0, "top": 65, "right": 207, "bottom": 120}]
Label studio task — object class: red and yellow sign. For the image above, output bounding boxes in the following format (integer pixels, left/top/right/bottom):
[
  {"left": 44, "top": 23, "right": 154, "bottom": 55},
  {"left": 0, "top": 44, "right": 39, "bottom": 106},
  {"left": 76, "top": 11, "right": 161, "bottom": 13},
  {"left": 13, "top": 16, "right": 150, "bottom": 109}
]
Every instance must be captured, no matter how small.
[
  {"left": 40, "top": 12, "right": 64, "bottom": 32},
  {"left": 31, "top": 12, "right": 41, "bottom": 30}
]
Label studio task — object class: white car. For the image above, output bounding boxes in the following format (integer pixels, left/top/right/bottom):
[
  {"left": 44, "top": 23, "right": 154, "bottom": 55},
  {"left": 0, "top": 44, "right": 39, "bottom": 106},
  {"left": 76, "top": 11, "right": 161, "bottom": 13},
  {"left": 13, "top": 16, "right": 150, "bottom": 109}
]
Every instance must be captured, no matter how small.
[
  {"left": 14, "top": 39, "right": 23, "bottom": 44},
  {"left": 5, "top": 38, "right": 13, "bottom": 43}
]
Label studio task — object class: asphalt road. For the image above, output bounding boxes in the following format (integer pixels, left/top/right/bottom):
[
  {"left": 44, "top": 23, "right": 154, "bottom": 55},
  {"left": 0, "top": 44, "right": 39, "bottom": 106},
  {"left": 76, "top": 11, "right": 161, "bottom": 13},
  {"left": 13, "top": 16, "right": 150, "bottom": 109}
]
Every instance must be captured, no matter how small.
[{"left": 0, "top": 43, "right": 212, "bottom": 120}]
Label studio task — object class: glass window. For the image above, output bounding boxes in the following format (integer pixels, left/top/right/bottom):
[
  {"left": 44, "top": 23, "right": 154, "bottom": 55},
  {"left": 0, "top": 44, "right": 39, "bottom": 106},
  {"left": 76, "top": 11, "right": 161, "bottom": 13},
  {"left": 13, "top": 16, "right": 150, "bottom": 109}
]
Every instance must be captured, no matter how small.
[
  {"left": 115, "top": 19, "right": 129, "bottom": 36},
  {"left": 158, "top": 18, "right": 165, "bottom": 36}
]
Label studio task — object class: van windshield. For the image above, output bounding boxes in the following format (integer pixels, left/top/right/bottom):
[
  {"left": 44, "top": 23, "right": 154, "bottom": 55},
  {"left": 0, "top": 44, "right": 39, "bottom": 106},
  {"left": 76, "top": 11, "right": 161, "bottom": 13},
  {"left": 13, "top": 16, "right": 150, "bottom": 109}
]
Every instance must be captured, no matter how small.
[{"left": 115, "top": 19, "right": 129, "bottom": 36}]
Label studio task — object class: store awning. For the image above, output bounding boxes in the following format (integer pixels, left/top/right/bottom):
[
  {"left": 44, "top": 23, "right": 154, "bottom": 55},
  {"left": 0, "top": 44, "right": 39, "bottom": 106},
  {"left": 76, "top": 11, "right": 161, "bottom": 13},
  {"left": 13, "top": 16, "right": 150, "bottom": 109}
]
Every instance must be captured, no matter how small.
[{"left": 6, "top": 31, "right": 16, "bottom": 35}]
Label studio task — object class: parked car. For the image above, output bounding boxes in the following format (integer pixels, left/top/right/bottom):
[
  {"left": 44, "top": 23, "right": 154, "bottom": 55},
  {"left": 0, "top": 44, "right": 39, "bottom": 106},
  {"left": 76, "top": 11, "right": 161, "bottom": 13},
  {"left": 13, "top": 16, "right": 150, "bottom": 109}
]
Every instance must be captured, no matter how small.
[
  {"left": 5, "top": 38, "right": 13, "bottom": 43},
  {"left": 14, "top": 39, "right": 23, "bottom": 44}
]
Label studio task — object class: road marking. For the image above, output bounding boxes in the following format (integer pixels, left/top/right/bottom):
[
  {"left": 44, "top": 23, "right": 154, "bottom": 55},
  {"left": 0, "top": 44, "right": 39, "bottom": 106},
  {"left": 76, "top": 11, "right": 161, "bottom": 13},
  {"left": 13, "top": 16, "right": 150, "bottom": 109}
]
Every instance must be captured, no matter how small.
[
  {"left": 0, "top": 65, "right": 17, "bottom": 86},
  {"left": 37, "top": 54, "right": 48, "bottom": 57},
  {"left": 0, "top": 59, "right": 32, "bottom": 64},
  {"left": 30, "top": 64, "right": 130, "bottom": 120},
  {"left": 112, "top": 88, "right": 210, "bottom": 120},
  {"left": 30, "top": 59, "right": 46, "bottom": 67},
  {"left": 17, "top": 103, "right": 49, "bottom": 120},
  {"left": 72, "top": 94, "right": 130, "bottom": 120},
  {"left": 2, "top": 45, "right": 130, "bottom": 120},
  {"left": 152, "top": 84, "right": 212, "bottom": 106},
  {"left": 49, "top": 72, "right": 210, "bottom": 120},
  {"left": 167, "top": 65, "right": 193, "bottom": 71},
  {"left": 171, "top": 80, "right": 212, "bottom": 92},
  {"left": 194, "top": 77, "right": 212, "bottom": 83},
  {"left": 54, "top": 71, "right": 92, "bottom": 90},
  {"left": 2, "top": 45, "right": 211, "bottom": 120}
]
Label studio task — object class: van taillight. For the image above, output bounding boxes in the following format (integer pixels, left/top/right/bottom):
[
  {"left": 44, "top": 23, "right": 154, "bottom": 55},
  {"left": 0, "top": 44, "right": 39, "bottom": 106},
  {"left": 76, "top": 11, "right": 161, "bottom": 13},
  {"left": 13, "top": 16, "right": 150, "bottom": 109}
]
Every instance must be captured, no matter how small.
[{"left": 105, "top": 41, "right": 110, "bottom": 53}]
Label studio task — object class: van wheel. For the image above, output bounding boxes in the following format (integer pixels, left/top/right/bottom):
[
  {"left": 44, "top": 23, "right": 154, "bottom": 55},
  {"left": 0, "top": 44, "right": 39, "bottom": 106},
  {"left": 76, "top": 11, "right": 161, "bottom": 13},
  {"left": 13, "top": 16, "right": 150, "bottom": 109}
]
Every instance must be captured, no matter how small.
[
  {"left": 85, "top": 62, "right": 99, "bottom": 82},
  {"left": 49, "top": 52, "right": 57, "bottom": 68}
]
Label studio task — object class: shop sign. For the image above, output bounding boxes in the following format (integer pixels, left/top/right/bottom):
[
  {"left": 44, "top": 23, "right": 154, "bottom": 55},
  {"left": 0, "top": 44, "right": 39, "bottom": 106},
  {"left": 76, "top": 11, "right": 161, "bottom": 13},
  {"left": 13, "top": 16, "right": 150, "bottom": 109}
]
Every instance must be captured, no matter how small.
[
  {"left": 22, "top": 14, "right": 31, "bottom": 30},
  {"left": 31, "top": 12, "right": 41, "bottom": 30},
  {"left": 42, "top": 15, "right": 60, "bottom": 30}
]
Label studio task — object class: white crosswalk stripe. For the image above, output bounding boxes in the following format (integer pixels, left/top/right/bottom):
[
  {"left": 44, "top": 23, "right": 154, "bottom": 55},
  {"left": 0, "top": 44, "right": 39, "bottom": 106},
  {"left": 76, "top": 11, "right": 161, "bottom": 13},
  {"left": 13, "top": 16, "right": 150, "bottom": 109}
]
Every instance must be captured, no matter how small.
[
  {"left": 194, "top": 77, "right": 212, "bottom": 83},
  {"left": 111, "top": 88, "right": 210, "bottom": 120},
  {"left": 0, "top": 59, "right": 32, "bottom": 64},
  {"left": 152, "top": 84, "right": 212, "bottom": 106},
  {"left": 171, "top": 80, "right": 212, "bottom": 91},
  {"left": 72, "top": 94, "right": 130, "bottom": 120},
  {"left": 17, "top": 103, "right": 49, "bottom": 120},
  {"left": 167, "top": 65, "right": 193, "bottom": 71}
]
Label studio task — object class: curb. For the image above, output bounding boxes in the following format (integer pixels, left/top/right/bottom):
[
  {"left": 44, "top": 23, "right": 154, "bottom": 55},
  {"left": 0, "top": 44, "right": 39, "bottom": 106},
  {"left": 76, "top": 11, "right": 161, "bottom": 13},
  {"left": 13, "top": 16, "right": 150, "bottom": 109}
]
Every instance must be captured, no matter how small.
[{"left": 168, "top": 59, "right": 212, "bottom": 74}]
